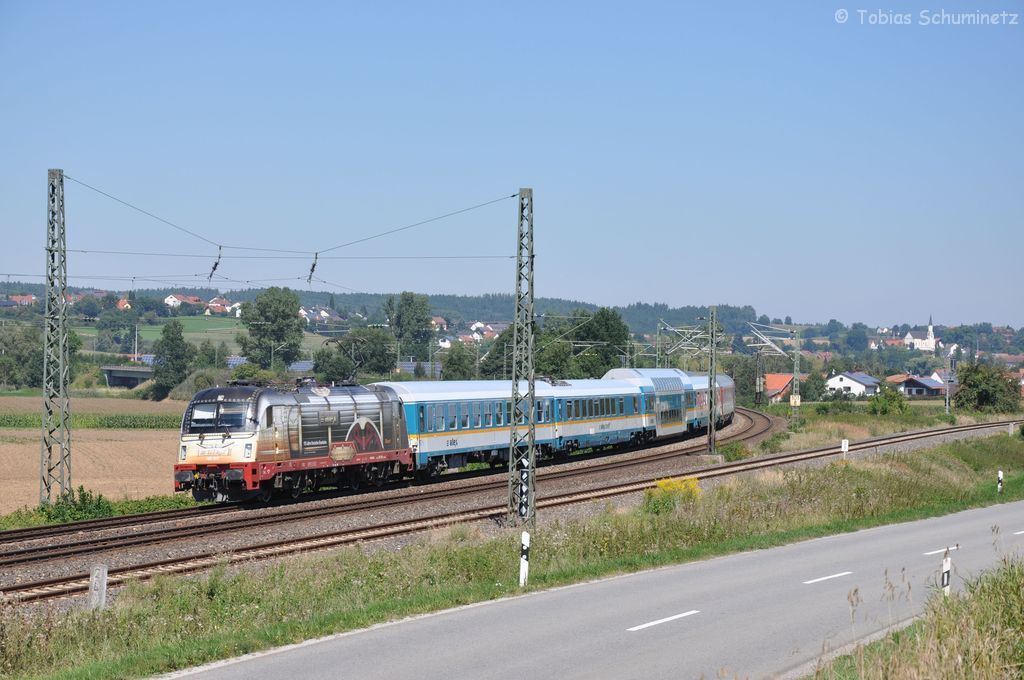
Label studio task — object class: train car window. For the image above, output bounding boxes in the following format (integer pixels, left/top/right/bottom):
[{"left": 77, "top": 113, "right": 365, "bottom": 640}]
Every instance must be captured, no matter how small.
[
  {"left": 447, "top": 403, "right": 457, "bottom": 431},
  {"left": 435, "top": 404, "right": 444, "bottom": 431},
  {"left": 632, "top": 396, "right": 638, "bottom": 414},
  {"left": 619, "top": 397, "right": 625, "bottom": 415},
  {"left": 418, "top": 406, "right": 425, "bottom": 432},
  {"left": 265, "top": 407, "right": 273, "bottom": 427},
  {"left": 484, "top": 401, "right": 492, "bottom": 427},
  {"left": 461, "top": 403, "right": 469, "bottom": 429},
  {"left": 472, "top": 402, "right": 480, "bottom": 428},
  {"left": 426, "top": 405, "right": 433, "bottom": 432},
  {"left": 507, "top": 401, "right": 513, "bottom": 425},
  {"left": 543, "top": 400, "right": 551, "bottom": 423}
]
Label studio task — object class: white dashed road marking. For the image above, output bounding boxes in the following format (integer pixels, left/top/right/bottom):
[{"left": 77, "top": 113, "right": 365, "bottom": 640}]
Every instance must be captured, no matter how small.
[
  {"left": 627, "top": 610, "right": 700, "bottom": 632},
  {"left": 802, "top": 571, "right": 852, "bottom": 585},
  {"left": 923, "top": 546, "right": 959, "bottom": 556}
]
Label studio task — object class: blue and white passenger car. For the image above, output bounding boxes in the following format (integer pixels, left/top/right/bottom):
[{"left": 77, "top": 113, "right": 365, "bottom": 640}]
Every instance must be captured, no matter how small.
[{"left": 371, "top": 378, "right": 649, "bottom": 475}]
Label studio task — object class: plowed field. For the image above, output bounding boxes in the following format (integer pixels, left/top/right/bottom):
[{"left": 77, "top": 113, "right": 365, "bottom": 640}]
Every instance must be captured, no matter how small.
[{"left": 0, "top": 397, "right": 186, "bottom": 513}]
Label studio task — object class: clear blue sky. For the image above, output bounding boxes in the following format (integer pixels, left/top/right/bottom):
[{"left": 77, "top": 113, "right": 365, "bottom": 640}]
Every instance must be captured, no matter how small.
[{"left": 2, "top": 1, "right": 1021, "bottom": 327}]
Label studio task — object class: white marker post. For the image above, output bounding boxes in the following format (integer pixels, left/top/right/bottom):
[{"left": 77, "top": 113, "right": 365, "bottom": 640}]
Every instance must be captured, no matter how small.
[
  {"left": 941, "top": 550, "right": 951, "bottom": 597},
  {"left": 998, "top": 469, "right": 1004, "bottom": 494},
  {"left": 88, "top": 564, "right": 108, "bottom": 610},
  {"left": 841, "top": 439, "right": 849, "bottom": 461},
  {"left": 519, "top": 531, "right": 530, "bottom": 587}
]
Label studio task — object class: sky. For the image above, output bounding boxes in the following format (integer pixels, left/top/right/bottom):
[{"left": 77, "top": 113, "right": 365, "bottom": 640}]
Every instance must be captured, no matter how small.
[{"left": 1, "top": 1, "right": 1021, "bottom": 328}]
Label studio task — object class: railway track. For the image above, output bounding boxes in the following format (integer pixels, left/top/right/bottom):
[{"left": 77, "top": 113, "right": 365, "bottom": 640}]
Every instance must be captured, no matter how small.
[
  {"left": 0, "top": 409, "right": 766, "bottom": 547},
  {"left": 3, "top": 414, "right": 1018, "bottom": 606},
  {"left": 0, "top": 409, "right": 769, "bottom": 568}
]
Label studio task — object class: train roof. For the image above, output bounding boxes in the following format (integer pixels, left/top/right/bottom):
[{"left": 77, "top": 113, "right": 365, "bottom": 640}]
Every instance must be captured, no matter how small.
[
  {"left": 604, "top": 368, "right": 734, "bottom": 390},
  {"left": 189, "top": 385, "right": 262, "bottom": 402},
  {"left": 371, "top": 379, "right": 642, "bottom": 402}
]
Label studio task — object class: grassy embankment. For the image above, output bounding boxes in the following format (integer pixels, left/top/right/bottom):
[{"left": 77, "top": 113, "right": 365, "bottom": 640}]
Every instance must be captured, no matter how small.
[
  {"left": 2, "top": 432, "right": 1023, "bottom": 680},
  {"left": 811, "top": 557, "right": 1024, "bottom": 678},
  {"left": 759, "top": 401, "right": 1020, "bottom": 454}
]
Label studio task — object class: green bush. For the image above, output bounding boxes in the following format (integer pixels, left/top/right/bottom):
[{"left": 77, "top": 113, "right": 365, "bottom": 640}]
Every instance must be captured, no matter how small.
[
  {"left": 868, "top": 390, "right": 908, "bottom": 416},
  {"left": 718, "top": 441, "right": 751, "bottom": 462},
  {"left": 40, "top": 486, "right": 114, "bottom": 523},
  {"left": 168, "top": 369, "right": 232, "bottom": 401},
  {"left": 759, "top": 431, "right": 790, "bottom": 453}
]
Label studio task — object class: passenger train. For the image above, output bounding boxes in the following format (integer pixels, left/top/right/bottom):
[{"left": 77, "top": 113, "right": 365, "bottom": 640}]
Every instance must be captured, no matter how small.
[{"left": 173, "top": 368, "right": 735, "bottom": 502}]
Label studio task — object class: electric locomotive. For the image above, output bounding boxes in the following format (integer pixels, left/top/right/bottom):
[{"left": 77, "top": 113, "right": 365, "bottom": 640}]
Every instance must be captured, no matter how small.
[{"left": 174, "top": 382, "right": 411, "bottom": 502}]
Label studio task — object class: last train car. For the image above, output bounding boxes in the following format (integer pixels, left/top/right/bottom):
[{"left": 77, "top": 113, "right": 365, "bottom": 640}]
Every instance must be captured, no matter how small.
[
  {"left": 603, "top": 368, "right": 735, "bottom": 434},
  {"left": 174, "top": 384, "right": 411, "bottom": 501}
]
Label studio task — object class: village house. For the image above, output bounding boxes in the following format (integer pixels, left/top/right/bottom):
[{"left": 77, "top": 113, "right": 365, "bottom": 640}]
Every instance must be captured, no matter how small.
[
  {"left": 825, "top": 371, "right": 880, "bottom": 397},
  {"left": 7, "top": 294, "right": 37, "bottom": 306},
  {"left": 887, "top": 375, "right": 946, "bottom": 397},
  {"left": 204, "top": 296, "right": 242, "bottom": 316},
  {"left": 163, "top": 294, "right": 204, "bottom": 308},
  {"left": 763, "top": 373, "right": 811, "bottom": 404}
]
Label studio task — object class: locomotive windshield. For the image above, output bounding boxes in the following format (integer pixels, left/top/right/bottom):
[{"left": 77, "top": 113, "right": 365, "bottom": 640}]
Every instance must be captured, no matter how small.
[{"left": 183, "top": 401, "right": 254, "bottom": 434}]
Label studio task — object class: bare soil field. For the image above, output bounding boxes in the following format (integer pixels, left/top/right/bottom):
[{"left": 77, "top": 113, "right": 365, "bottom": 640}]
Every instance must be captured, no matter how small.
[
  {"left": 0, "top": 428, "right": 180, "bottom": 513},
  {"left": 0, "top": 396, "right": 188, "bottom": 415}
]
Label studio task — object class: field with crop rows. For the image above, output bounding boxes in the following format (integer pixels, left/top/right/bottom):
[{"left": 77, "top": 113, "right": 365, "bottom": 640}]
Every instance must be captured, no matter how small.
[{"left": 0, "top": 397, "right": 187, "bottom": 512}]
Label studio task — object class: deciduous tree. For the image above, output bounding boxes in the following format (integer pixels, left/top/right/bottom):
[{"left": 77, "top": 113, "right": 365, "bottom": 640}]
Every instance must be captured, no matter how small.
[
  {"left": 954, "top": 363, "right": 1020, "bottom": 413},
  {"left": 152, "top": 320, "right": 195, "bottom": 400},
  {"left": 238, "top": 287, "right": 304, "bottom": 369}
]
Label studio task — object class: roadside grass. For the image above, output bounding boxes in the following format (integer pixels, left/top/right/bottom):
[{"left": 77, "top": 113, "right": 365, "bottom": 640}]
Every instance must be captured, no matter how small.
[
  {"left": 812, "top": 557, "right": 1024, "bottom": 679},
  {"left": 0, "top": 488, "right": 203, "bottom": 531},
  {"left": 3, "top": 434, "right": 1024, "bottom": 679}
]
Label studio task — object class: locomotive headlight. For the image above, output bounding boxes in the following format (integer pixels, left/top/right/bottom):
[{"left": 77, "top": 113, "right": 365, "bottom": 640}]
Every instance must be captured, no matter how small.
[
  {"left": 243, "top": 443, "right": 253, "bottom": 459},
  {"left": 179, "top": 445, "right": 187, "bottom": 462}
]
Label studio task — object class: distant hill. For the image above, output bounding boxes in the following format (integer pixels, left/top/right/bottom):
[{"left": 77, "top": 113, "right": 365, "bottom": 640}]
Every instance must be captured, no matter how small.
[{"left": 0, "top": 280, "right": 757, "bottom": 335}]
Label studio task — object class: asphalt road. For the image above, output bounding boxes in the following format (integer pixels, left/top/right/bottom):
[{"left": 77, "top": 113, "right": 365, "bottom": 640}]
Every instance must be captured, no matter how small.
[{"left": 168, "top": 500, "right": 1024, "bottom": 680}]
